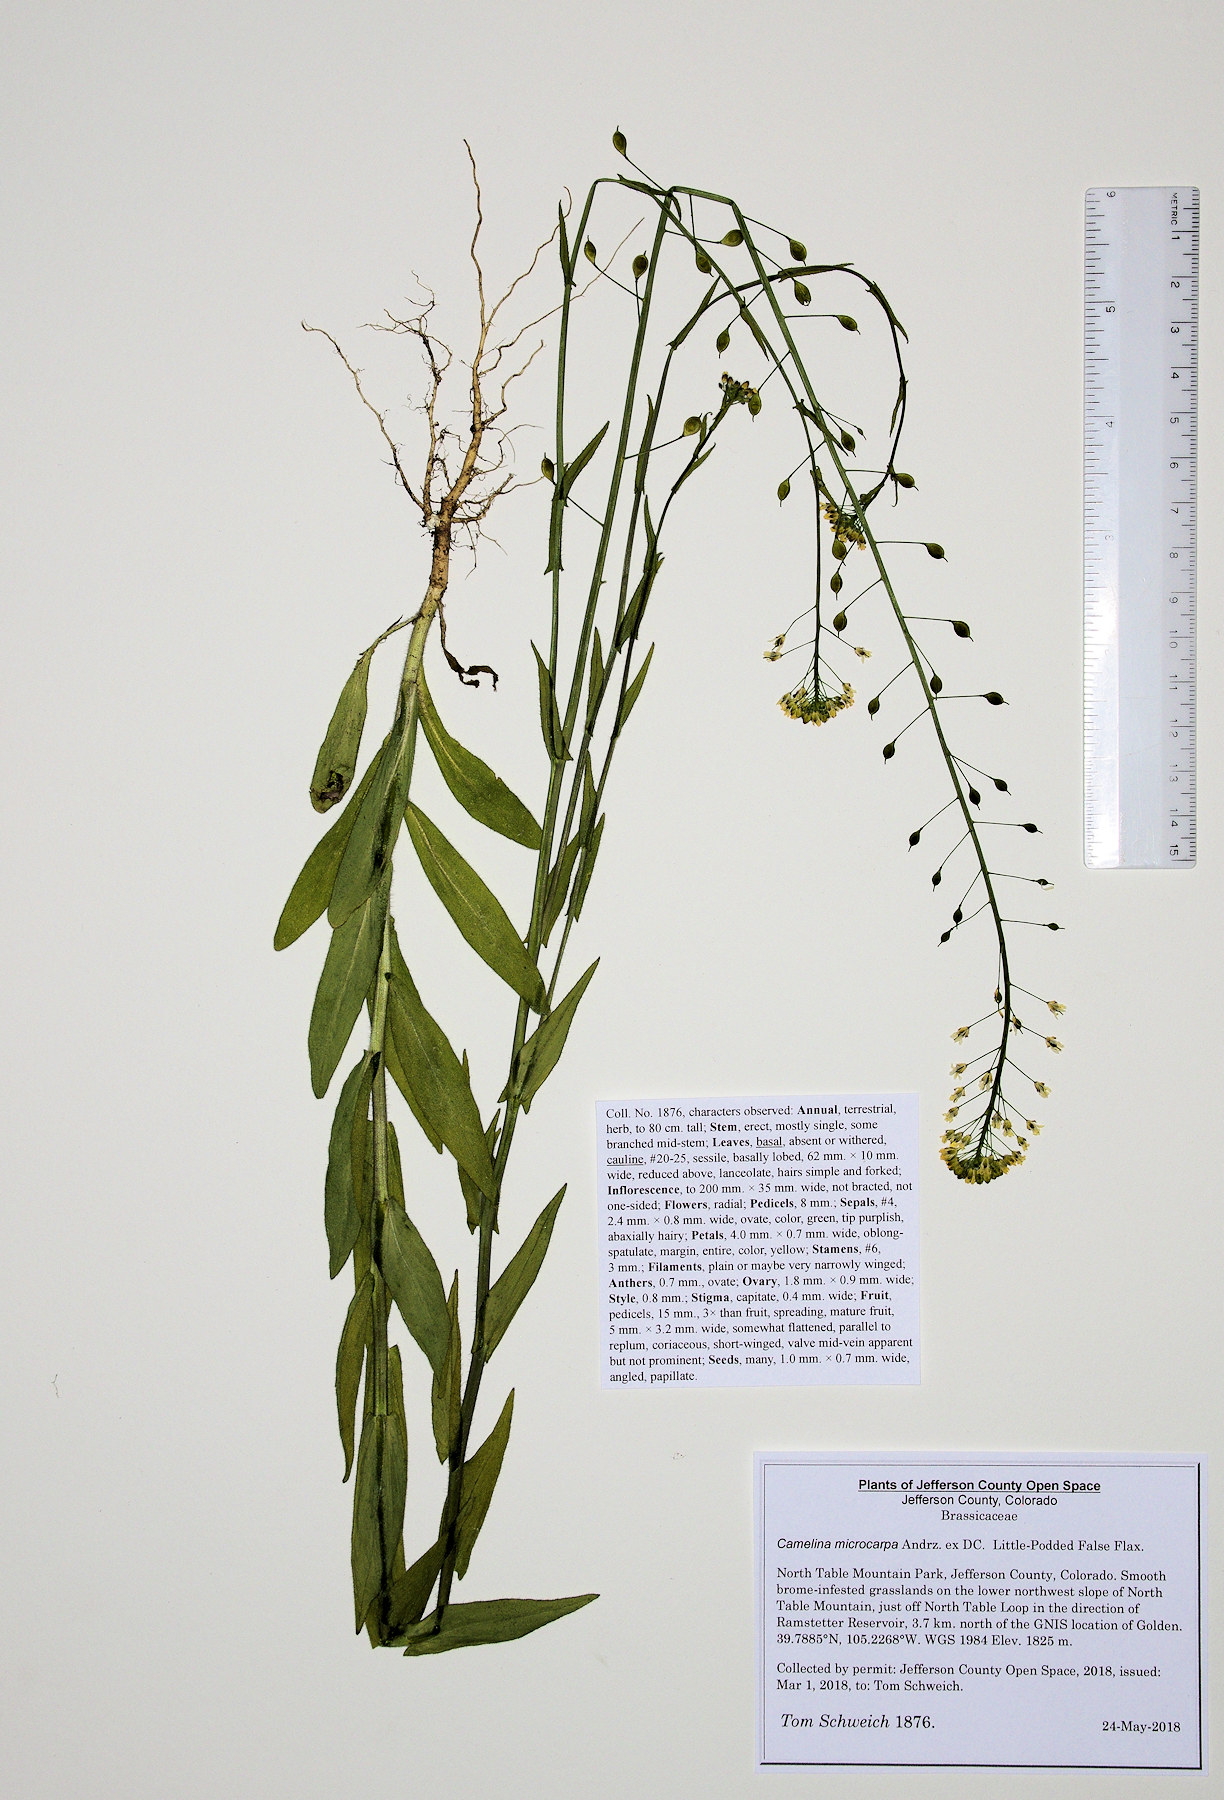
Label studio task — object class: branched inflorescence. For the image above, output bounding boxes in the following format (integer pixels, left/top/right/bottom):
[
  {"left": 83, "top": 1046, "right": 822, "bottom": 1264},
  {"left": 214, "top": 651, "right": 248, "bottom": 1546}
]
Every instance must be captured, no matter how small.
[{"left": 277, "top": 135, "right": 1061, "bottom": 1661}]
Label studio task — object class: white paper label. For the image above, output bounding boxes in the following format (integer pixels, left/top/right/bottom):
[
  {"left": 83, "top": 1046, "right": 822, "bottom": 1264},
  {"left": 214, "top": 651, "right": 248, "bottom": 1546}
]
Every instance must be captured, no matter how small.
[
  {"left": 598, "top": 1094, "right": 918, "bottom": 1388},
  {"left": 756, "top": 1454, "right": 1204, "bottom": 1770}
]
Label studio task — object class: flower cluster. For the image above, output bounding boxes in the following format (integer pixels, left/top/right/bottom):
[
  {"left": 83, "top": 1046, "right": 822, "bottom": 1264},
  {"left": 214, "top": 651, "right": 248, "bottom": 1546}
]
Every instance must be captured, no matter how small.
[
  {"left": 779, "top": 678, "right": 854, "bottom": 725},
  {"left": 939, "top": 993, "right": 1065, "bottom": 1184}
]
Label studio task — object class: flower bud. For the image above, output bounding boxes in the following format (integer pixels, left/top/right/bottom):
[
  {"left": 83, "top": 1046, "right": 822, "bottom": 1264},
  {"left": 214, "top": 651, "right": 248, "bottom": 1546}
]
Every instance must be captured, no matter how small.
[
  {"left": 837, "top": 314, "right": 858, "bottom": 332},
  {"left": 832, "top": 610, "right": 847, "bottom": 632},
  {"left": 829, "top": 571, "right": 843, "bottom": 593},
  {"left": 788, "top": 238, "right": 807, "bottom": 261},
  {"left": 882, "top": 741, "right": 895, "bottom": 759},
  {"left": 612, "top": 130, "right": 627, "bottom": 155},
  {"left": 984, "top": 691, "right": 1005, "bottom": 705},
  {"left": 632, "top": 253, "right": 649, "bottom": 280},
  {"left": 721, "top": 229, "right": 743, "bottom": 246},
  {"left": 777, "top": 478, "right": 791, "bottom": 502},
  {"left": 541, "top": 456, "right": 555, "bottom": 481},
  {"left": 716, "top": 328, "right": 730, "bottom": 353},
  {"left": 794, "top": 281, "right": 812, "bottom": 305},
  {"left": 925, "top": 542, "right": 945, "bottom": 559},
  {"left": 893, "top": 470, "right": 915, "bottom": 487}
]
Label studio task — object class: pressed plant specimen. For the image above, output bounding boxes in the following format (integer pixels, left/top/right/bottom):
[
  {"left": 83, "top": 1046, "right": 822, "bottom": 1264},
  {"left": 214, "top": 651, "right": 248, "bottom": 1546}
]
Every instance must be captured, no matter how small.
[{"left": 276, "top": 137, "right": 1060, "bottom": 1654}]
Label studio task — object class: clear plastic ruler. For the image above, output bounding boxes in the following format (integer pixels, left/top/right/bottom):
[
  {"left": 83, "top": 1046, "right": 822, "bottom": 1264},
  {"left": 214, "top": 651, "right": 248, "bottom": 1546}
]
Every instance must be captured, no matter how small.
[{"left": 1084, "top": 186, "right": 1198, "bottom": 868}]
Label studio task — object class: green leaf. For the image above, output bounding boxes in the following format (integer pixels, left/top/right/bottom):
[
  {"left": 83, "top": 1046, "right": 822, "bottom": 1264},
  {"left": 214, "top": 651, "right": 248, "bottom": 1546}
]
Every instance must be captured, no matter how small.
[
  {"left": 570, "top": 814, "right": 604, "bottom": 921},
  {"left": 379, "top": 1204, "right": 450, "bottom": 1378},
  {"left": 458, "top": 1111, "right": 500, "bottom": 1234},
  {"left": 508, "top": 961, "right": 599, "bottom": 1115},
  {"left": 405, "top": 803, "right": 544, "bottom": 1010},
  {"left": 560, "top": 421, "right": 609, "bottom": 499},
  {"left": 310, "top": 650, "right": 372, "bottom": 812},
  {"left": 614, "top": 644, "right": 654, "bottom": 736},
  {"left": 484, "top": 1189, "right": 565, "bottom": 1358},
  {"left": 383, "top": 1009, "right": 443, "bottom": 1154},
  {"left": 432, "top": 1276, "right": 462, "bottom": 1463},
  {"left": 386, "top": 934, "right": 498, "bottom": 1198},
  {"left": 275, "top": 744, "right": 386, "bottom": 950},
  {"left": 308, "top": 881, "right": 388, "bottom": 1098},
  {"left": 540, "top": 831, "right": 582, "bottom": 948},
  {"left": 585, "top": 626, "right": 605, "bottom": 730},
  {"left": 325, "top": 1056, "right": 372, "bottom": 1277},
  {"left": 454, "top": 1390, "right": 514, "bottom": 1578},
  {"left": 531, "top": 644, "right": 569, "bottom": 762},
  {"left": 385, "top": 1538, "right": 445, "bottom": 1636},
  {"left": 351, "top": 1412, "right": 407, "bottom": 1632},
  {"left": 329, "top": 699, "right": 412, "bottom": 928},
  {"left": 417, "top": 671, "right": 541, "bottom": 850},
  {"left": 634, "top": 395, "right": 657, "bottom": 491},
  {"left": 615, "top": 563, "right": 654, "bottom": 652},
  {"left": 335, "top": 1272, "right": 373, "bottom": 1481},
  {"left": 400, "top": 1593, "right": 597, "bottom": 1655}
]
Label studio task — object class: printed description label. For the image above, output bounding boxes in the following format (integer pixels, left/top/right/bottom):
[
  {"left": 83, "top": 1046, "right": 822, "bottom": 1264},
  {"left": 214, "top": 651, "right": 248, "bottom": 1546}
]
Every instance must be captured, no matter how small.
[
  {"left": 598, "top": 1094, "right": 918, "bottom": 1388},
  {"left": 756, "top": 1455, "right": 1204, "bottom": 1770}
]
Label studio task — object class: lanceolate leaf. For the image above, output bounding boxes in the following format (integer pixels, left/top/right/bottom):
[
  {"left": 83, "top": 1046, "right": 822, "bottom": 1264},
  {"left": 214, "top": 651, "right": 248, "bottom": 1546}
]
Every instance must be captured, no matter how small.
[
  {"left": 540, "top": 832, "right": 582, "bottom": 947},
  {"left": 308, "top": 881, "right": 388, "bottom": 1099},
  {"left": 351, "top": 1412, "right": 407, "bottom": 1632},
  {"left": 614, "top": 643, "right": 654, "bottom": 736},
  {"left": 325, "top": 1055, "right": 372, "bottom": 1278},
  {"left": 585, "top": 626, "right": 605, "bottom": 730},
  {"left": 508, "top": 961, "right": 599, "bottom": 1114},
  {"left": 275, "top": 744, "right": 386, "bottom": 950},
  {"left": 432, "top": 1277, "right": 462, "bottom": 1464},
  {"left": 379, "top": 1204, "right": 450, "bottom": 1378},
  {"left": 386, "top": 933, "right": 497, "bottom": 1197},
  {"left": 560, "top": 421, "right": 609, "bottom": 499},
  {"left": 399, "top": 1593, "right": 597, "bottom": 1655},
  {"left": 336, "top": 1272, "right": 373, "bottom": 1481},
  {"left": 405, "top": 803, "right": 544, "bottom": 1010},
  {"left": 570, "top": 814, "right": 605, "bottom": 921},
  {"left": 484, "top": 1189, "right": 565, "bottom": 1358},
  {"left": 383, "top": 1011, "right": 443, "bottom": 1155},
  {"left": 329, "top": 699, "right": 412, "bottom": 928},
  {"left": 310, "top": 652, "right": 372, "bottom": 813},
  {"left": 385, "top": 1538, "right": 445, "bottom": 1637},
  {"left": 532, "top": 644, "right": 569, "bottom": 762},
  {"left": 454, "top": 1390, "right": 514, "bottom": 1578},
  {"left": 417, "top": 672, "right": 541, "bottom": 850},
  {"left": 458, "top": 1111, "right": 499, "bottom": 1233}
]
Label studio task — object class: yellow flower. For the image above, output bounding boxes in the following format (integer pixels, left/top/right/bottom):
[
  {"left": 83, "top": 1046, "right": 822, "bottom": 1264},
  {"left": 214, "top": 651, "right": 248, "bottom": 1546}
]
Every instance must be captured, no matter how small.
[
  {"left": 1047, "top": 1000, "right": 1066, "bottom": 1015},
  {"left": 978, "top": 1072, "right": 992, "bottom": 1091},
  {"left": 1026, "top": 1119, "right": 1041, "bottom": 1135},
  {"left": 950, "top": 1086, "right": 965, "bottom": 1102},
  {"left": 1034, "top": 1081, "right": 1050, "bottom": 1098},
  {"left": 1045, "top": 1036, "right": 1063, "bottom": 1053},
  {"left": 944, "top": 1108, "right": 960, "bottom": 1121},
  {"left": 952, "top": 1026, "right": 970, "bottom": 1042},
  {"left": 853, "top": 645, "right": 872, "bottom": 660},
  {"left": 950, "top": 1062, "right": 967, "bottom": 1076}
]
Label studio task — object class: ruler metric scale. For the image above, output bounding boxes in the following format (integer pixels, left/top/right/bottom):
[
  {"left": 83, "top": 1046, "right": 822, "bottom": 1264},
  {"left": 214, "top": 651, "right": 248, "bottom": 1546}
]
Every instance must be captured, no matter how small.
[{"left": 1084, "top": 186, "right": 1198, "bottom": 868}]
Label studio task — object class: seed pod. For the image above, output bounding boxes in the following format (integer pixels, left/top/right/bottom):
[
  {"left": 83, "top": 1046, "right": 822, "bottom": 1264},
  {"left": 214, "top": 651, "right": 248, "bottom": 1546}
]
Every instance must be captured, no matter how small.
[
  {"left": 926, "top": 542, "right": 946, "bottom": 559},
  {"left": 721, "top": 229, "right": 743, "bottom": 247},
  {"left": 832, "top": 611, "right": 847, "bottom": 632},
  {"left": 612, "top": 129, "right": 627, "bottom": 155},
  {"left": 831, "top": 539, "right": 849, "bottom": 560},
  {"left": 894, "top": 470, "right": 916, "bottom": 487},
  {"left": 695, "top": 248, "right": 712, "bottom": 274},
  {"left": 882, "top": 740, "right": 895, "bottom": 759},
  {"left": 1047, "top": 921, "right": 1061, "bottom": 930},
  {"left": 952, "top": 619, "right": 971, "bottom": 638},
  {"left": 931, "top": 870, "right": 942, "bottom": 887},
  {"left": 794, "top": 281, "right": 812, "bottom": 306},
  {"left": 715, "top": 327, "right": 730, "bottom": 353},
  {"left": 840, "top": 430, "right": 855, "bottom": 452},
  {"left": 984, "top": 691, "right": 1005, "bottom": 705},
  {"left": 746, "top": 391, "right": 762, "bottom": 417},
  {"left": 541, "top": 456, "right": 555, "bottom": 481},
  {"left": 829, "top": 571, "right": 843, "bottom": 593},
  {"left": 868, "top": 696, "right": 880, "bottom": 716},
  {"left": 908, "top": 830, "right": 921, "bottom": 847},
  {"left": 632, "top": 253, "right": 649, "bottom": 280},
  {"left": 952, "top": 908, "right": 963, "bottom": 923},
  {"left": 1036, "top": 877, "right": 1051, "bottom": 887},
  {"left": 968, "top": 786, "right": 981, "bottom": 805},
  {"left": 929, "top": 673, "right": 943, "bottom": 693},
  {"left": 837, "top": 314, "right": 858, "bottom": 332},
  {"left": 683, "top": 416, "right": 702, "bottom": 437},
  {"left": 789, "top": 238, "right": 807, "bottom": 261},
  {"left": 1022, "top": 822, "right": 1038, "bottom": 833},
  {"left": 940, "top": 929, "right": 952, "bottom": 943},
  {"left": 993, "top": 776, "right": 1009, "bottom": 792}
]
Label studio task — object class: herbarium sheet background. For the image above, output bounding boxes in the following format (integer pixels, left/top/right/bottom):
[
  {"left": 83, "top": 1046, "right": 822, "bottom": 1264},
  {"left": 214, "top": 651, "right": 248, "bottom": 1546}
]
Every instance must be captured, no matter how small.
[{"left": 2, "top": 2, "right": 1222, "bottom": 1795}]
